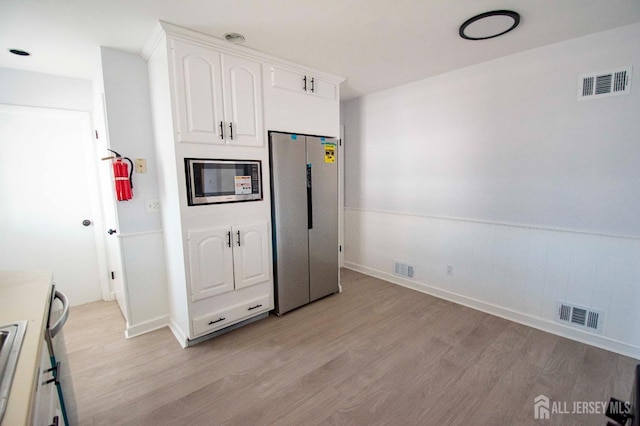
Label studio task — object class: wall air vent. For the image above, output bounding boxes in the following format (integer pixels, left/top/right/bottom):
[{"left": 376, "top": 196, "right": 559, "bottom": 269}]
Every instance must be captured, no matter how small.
[
  {"left": 394, "top": 261, "right": 414, "bottom": 279},
  {"left": 578, "top": 66, "right": 632, "bottom": 100},
  {"left": 555, "top": 301, "right": 604, "bottom": 334}
]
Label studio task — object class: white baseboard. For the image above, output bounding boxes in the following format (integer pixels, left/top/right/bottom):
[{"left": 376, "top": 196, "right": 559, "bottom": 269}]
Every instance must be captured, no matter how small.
[
  {"left": 124, "top": 315, "right": 169, "bottom": 339},
  {"left": 168, "top": 318, "right": 188, "bottom": 348},
  {"left": 344, "top": 261, "right": 640, "bottom": 360}
]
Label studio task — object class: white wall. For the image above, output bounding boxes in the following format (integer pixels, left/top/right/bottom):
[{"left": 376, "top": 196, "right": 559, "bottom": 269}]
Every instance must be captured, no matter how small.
[
  {"left": 0, "top": 67, "right": 92, "bottom": 111},
  {"left": 342, "top": 23, "right": 640, "bottom": 358},
  {"left": 100, "top": 47, "right": 163, "bottom": 234},
  {"left": 98, "top": 47, "right": 169, "bottom": 336}
]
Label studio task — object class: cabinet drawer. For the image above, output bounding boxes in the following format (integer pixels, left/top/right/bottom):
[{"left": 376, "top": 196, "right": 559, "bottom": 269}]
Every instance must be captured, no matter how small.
[{"left": 192, "top": 293, "right": 270, "bottom": 337}]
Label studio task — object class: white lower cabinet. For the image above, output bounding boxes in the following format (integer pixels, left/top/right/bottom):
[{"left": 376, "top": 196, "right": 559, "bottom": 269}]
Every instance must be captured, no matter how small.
[
  {"left": 186, "top": 221, "right": 272, "bottom": 339},
  {"left": 187, "top": 221, "right": 270, "bottom": 301},
  {"left": 33, "top": 340, "right": 62, "bottom": 426}
]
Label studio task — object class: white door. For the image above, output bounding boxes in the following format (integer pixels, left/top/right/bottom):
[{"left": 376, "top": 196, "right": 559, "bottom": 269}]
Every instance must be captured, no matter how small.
[{"left": 0, "top": 105, "right": 105, "bottom": 305}]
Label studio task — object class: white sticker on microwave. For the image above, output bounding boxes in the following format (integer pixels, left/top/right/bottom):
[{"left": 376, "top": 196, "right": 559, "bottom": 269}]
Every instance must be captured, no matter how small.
[{"left": 235, "top": 176, "right": 252, "bottom": 194}]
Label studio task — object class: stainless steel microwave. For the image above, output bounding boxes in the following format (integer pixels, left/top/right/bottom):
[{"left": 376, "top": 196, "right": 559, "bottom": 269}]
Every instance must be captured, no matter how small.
[{"left": 185, "top": 158, "right": 262, "bottom": 206}]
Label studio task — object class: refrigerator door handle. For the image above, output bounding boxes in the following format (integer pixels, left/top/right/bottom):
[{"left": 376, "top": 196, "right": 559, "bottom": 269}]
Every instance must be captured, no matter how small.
[{"left": 306, "top": 163, "right": 313, "bottom": 229}]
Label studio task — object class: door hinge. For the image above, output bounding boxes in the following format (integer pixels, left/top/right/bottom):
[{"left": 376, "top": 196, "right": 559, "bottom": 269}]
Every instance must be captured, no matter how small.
[{"left": 110, "top": 271, "right": 115, "bottom": 280}]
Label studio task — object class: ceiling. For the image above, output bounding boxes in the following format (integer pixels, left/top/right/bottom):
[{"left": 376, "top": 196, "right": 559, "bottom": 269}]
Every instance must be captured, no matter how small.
[{"left": 1, "top": 0, "right": 640, "bottom": 101}]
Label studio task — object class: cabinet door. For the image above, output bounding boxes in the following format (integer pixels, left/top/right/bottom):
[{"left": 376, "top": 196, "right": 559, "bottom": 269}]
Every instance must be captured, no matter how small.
[
  {"left": 171, "top": 39, "right": 225, "bottom": 144},
  {"left": 187, "top": 227, "right": 234, "bottom": 301},
  {"left": 270, "top": 66, "right": 306, "bottom": 94},
  {"left": 307, "top": 75, "right": 337, "bottom": 100},
  {"left": 270, "top": 66, "right": 337, "bottom": 101},
  {"left": 232, "top": 222, "right": 270, "bottom": 290},
  {"left": 222, "top": 54, "right": 263, "bottom": 147}
]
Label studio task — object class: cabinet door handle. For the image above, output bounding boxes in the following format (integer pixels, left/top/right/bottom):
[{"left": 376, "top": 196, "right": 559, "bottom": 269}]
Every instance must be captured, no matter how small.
[
  {"left": 248, "top": 304, "right": 263, "bottom": 311},
  {"left": 43, "top": 361, "right": 60, "bottom": 386},
  {"left": 219, "top": 121, "right": 224, "bottom": 139},
  {"left": 208, "top": 317, "right": 226, "bottom": 325},
  {"left": 229, "top": 122, "right": 233, "bottom": 140},
  {"left": 310, "top": 77, "right": 315, "bottom": 93},
  {"left": 227, "top": 231, "right": 231, "bottom": 247},
  {"left": 236, "top": 230, "right": 241, "bottom": 246},
  {"left": 49, "top": 415, "right": 59, "bottom": 426},
  {"left": 303, "top": 75, "right": 307, "bottom": 91}
]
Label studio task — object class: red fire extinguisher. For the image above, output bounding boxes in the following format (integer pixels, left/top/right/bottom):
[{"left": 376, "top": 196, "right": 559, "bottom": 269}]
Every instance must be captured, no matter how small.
[{"left": 104, "top": 150, "right": 134, "bottom": 201}]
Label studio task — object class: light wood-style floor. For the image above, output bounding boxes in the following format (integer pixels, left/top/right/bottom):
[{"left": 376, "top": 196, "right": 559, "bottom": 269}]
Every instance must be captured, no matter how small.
[{"left": 65, "top": 269, "right": 637, "bottom": 425}]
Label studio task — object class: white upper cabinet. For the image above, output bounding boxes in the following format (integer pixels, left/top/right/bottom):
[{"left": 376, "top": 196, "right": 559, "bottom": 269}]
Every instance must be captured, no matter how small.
[
  {"left": 264, "top": 64, "right": 342, "bottom": 137},
  {"left": 172, "top": 39, "right": 224, "bottom": 144},
  {"left": 171, "top": 38, "right": 263, "bottom": 147},
  {"left": 222, "top": 54, "right": 263, "bottom": 147},
  {"left": 271, "top": 66, "right": 337, "bottom": 100}
]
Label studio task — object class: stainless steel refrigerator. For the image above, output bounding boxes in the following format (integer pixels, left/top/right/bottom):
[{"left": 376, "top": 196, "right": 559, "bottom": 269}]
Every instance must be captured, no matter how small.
[{"left": 269, "top": 132, "right": 339, "bottom": 315}]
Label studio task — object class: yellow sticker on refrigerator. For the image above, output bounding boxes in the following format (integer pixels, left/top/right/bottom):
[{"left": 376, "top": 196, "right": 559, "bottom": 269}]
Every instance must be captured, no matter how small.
[{"left": 324, "top": 145, "right": 336, "bottom": 163}]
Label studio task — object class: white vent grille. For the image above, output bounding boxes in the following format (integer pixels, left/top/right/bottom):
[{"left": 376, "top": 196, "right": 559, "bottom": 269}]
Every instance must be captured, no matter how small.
[
  {"left": 578, "top": 66, "right": 632, "bottom": 100},
  {"left": 394, "top": 261, "right": 414, "bottom": 279},
  {"left": 556, "top": 301, "right": 603, "bottom": 334}
]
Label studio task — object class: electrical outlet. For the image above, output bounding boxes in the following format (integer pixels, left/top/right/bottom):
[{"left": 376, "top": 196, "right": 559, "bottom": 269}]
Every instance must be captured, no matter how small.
[
  {"left": 145, "top": 199, "right": 160, "bottom": 212},
  {"left": 446, "top": 265, "right": 454, "bottom": 276},
  {"left": 135, "top": 158, "right": 147, "bottom": 173}
]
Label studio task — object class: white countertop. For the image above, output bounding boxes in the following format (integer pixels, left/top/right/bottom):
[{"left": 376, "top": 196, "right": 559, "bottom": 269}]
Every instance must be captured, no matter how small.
[{"left": 0, "top": 270, "right": 52, "bottom": 426}]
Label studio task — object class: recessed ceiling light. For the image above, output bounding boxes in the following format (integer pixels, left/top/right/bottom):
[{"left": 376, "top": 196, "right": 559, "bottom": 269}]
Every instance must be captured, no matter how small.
[
  {"left": 459, "top": 10, "right": 520, "bottom": 41},
  {"left": 223, "top": 33, "right": 246, "bottom": 44},
  {"left": 8, "top": 48, "right": 31, "bottom": 56}
]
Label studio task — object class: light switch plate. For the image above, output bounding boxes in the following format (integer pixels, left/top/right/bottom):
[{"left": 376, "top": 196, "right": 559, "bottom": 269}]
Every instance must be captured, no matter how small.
[{"left": 145, "top": 199, "right": 160, "bottom": 212}]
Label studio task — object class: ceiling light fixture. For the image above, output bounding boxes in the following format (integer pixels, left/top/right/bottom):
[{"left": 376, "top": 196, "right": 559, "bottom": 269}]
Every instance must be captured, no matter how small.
[
  {"left": 8, "top": 48, "right": 31, "bottom": 56},
  {"left": 223, "top": 33, "right": 246, "bottom": 44},
  {"left": 459, "top": 10, "right": 520, "bottom": 40}
]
